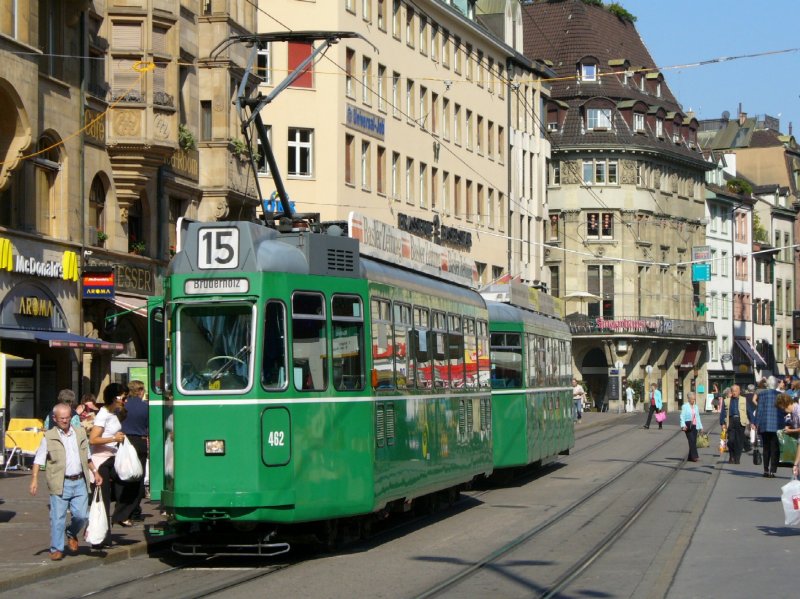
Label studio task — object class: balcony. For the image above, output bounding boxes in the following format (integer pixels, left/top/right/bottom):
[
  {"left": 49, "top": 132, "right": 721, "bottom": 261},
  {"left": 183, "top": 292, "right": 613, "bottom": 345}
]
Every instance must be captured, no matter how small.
[{"left": 565, "top": 314, "right": 715, "bottom": 340}]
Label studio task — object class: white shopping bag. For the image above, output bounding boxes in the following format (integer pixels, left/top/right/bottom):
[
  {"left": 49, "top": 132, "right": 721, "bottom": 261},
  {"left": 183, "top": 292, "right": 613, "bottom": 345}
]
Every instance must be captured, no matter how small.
[
  {"left": 781, "top": 478, "right": 800, "bottom": 527},
  {"left": 85, "top": 487, "right": 108, "bottom": 545},
  {"left": 114, "top": 437, "right": 143, "bottom": 481}
]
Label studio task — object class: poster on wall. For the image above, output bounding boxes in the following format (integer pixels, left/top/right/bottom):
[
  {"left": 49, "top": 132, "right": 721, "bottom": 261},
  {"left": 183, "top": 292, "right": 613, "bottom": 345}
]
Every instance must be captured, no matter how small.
[{"left": 9, "top": 372, "right": 35, "bottom": 419}]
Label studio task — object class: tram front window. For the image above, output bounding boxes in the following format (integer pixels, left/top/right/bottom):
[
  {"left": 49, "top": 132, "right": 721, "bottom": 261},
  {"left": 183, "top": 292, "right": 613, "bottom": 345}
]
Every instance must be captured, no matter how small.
[{"left": 178, "top": 303, "right": 253, "bottom": 392}]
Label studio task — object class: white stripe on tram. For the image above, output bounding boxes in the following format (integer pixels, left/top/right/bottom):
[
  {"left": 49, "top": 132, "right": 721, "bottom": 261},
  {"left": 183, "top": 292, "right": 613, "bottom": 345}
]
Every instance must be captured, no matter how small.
[{"left": 149, "top": 392, "right": 493, "bottom": 407}]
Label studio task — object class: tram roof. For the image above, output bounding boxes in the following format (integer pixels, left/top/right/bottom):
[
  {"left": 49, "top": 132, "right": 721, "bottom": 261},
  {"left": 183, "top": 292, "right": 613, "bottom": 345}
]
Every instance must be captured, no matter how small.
[{"left": 487, "top": 300, "right": 571, "bottom": 337}]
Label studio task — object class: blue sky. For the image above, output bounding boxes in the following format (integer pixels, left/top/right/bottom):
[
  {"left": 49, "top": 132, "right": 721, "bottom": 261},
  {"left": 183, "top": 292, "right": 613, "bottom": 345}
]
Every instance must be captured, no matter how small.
[{"left": 620, "top": 0, "right": 800, "bottom": 136}]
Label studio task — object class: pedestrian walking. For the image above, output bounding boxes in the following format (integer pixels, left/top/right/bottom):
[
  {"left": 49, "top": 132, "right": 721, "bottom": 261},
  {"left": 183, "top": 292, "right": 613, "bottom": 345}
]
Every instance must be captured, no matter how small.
[
  {"left": 680, "top": 391, "right": 704, "bottom": 462},
  {"left": 625, "top": 382, "right": 635, "bottom": 413},
  {"left": 572, "top": 378, "right": 585, "bottom": 423},
  {"left": 643, "top": 383, "right": 663, "bottom": 429},
  {"left": 29, "top": 397, "right": 103, "bottom": 561},
  {"left": 116, "top": 380, "right": 149, "bottom": 524},
  {"left": 721, "top": 385, "right": 748, "bottom": 464},
  {"left": 754, "top": 376, "right": 782, "bottom": 478}
]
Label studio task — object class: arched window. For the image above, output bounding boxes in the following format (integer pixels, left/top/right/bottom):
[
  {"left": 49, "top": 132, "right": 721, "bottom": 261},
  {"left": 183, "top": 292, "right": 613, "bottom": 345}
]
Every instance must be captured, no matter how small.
[
  {"left": 89, "top": 176, "right": 106, "bottom": 245},
  {"left": 34, "top": 136, "right": 61, "bottom": 236}
]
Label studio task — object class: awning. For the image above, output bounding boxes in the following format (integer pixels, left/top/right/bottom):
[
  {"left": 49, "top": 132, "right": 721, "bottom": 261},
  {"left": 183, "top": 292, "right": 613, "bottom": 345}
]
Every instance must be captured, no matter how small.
[
  {"left": 0, "top": 328, "right": 124, "bottom": 352},
  {"left": 679, "top": 343, "right": 699, "bottom": 369},
  {"left": 735, "top": 339, "right": 767, "bottom": 369},
  {"left": 109, "top": 295, "right": 148, "bottom": 318}
]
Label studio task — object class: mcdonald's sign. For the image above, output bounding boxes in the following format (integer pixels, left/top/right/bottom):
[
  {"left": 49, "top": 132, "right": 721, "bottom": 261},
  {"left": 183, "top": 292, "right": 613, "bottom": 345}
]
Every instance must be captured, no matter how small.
[{"left": 0, "top": 237, "right": 79, "bottom": 282}]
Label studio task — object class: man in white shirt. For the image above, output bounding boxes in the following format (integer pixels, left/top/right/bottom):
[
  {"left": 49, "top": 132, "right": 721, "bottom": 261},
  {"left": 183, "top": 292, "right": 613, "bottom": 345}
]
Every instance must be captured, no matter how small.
[
  {"left": 625, "top": 383, "right": 635, "bottom": 413},
  {"left": 30, "top": 397, "right": 103, "bottom": 561},
  {"left": 572, "top": 378, "right": 586, "bottom": 422}
]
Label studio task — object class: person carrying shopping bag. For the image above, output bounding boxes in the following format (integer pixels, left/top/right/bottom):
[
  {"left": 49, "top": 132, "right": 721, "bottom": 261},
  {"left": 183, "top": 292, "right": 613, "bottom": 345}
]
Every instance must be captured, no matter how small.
[{"left": 643, "top": 383, "right": 663, "bottom": 429}]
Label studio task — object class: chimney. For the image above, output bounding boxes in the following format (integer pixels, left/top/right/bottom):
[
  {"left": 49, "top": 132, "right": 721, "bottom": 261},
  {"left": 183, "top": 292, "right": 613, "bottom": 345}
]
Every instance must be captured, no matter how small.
[{"left": 739, "top": 111, "right": 747, "bottom": 126}]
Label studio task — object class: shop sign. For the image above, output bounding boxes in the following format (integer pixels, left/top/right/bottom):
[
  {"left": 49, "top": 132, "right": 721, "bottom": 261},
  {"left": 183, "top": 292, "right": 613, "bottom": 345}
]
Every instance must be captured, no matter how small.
[
  {"left": 166, "top": 147, "right": 199, "bottom": 181},
  {"left": 0, "top": 237, "right": 79, "bottom": 281},
  {"left": 345, "top": 104, "right": 385, "bottom": 140},
  {"left": 0, "top": 282, "right": 67, "bottom": 330},
  {"left": 84, "top": 255, "right": 157, "bottom": 295},
  {"left": 16, "top": 296, "right": 54, "bottom": 318},
  {"left": 83, "top": 271, "right": 115, "bottom": 299},
  {"left": 397, "top": 212, "right": 472, "bottom": 250},
  {"left": 84, "top": 107, "right": 106, "bottom": 145}
]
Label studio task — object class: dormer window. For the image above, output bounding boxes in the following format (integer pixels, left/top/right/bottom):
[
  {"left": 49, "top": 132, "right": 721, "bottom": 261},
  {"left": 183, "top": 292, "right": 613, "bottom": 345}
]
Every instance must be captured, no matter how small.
[
  {"left": 634, "top": 112, "right": 644, "bottom": 132},
  {"left": 587, "top": 107, "right": 612, "bottom": 131},
  {"left": 656, "top": 82, "right": 662, "bottom": 98},
  {"left": 656, "top": 118, "right": 664, "bottom": 137},
  {"left": 581, "top": 63, "right": 597, "bottom": 82}
]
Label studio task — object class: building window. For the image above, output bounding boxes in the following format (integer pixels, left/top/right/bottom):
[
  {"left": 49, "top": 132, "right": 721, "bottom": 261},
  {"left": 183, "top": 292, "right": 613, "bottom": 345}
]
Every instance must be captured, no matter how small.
[
  {"left": 581, "top": 63, "right": 597, "bottom": 82},
  {"left": 391, "top": 151, "right": 399, "bottom": 200},
  {"left": 89, "top": 176, "right": 106, "bottom": 245},
  {"left": 377, "top": 64, "right": 386, "bottom": 111},
  {"left": 465, "top": 43, "right": 473, "bottom": 81},
  {"left": 392, "top": 72, "right": 400, "bottom": 117},
  {"left": 454, "top": 103, "right": 461, "bottom": 144},
  {"left": 582, "top": 159, "right": 618, "bottom": 185},
  {"left": 442, "top": 98, "right": 450, "bottom": 140},
  {"left": 431, "top": 24, "right": 438, "bottom": 62},
  {"left": 255, "top": 126, "right": 272, "bottom": 175},
  {"left": 477, "top": 115, "right": 483, "bottom": 154},
  {"left": 549, "top": 214, "right": 559, "bottom": 240},
  {"left": 442, "top": 30, "right": 450, "bottom": 68},
  {"left": 362, "top": 0, "right": 372, "bottom": 22},
  {"left": 257, "top": 46, "right": 271, "bottom": 85},
  {"left": 392, "top": 0, "right": 401, "bottom": 39},
  {"left": 498, "top": 126, "right": 504, "bottom": 164},
  {"left": 405, "top": 158, "right": 414, "bottom": 204},
  {"left": 406, "top": 79, "right": 415, "bottom": 122},
  {"left": 587, "top": 212, "right": 614, "bottom": 239},
  {"left": 288, "top": 128, "right": 313, "bottom": 177},
  {"left": 419, "top": 162, "right": 427, "bottom": 208},
  {"left": 466, "top": 180, "right": 473, "bottom": 222},
  {"left": 549, "top": 161, "right": 561, "bottom": 186},
  {"left": 586, "top": 107, "right": 612, "bottom": 130},
  {"left": 405, "top": 7, "right": 414, "bottom": 48},
  {"left": 466, "top": 109, "right": 473, "bottom": 150},
  {"left": 476, "top": 50, "right": 484, "bottom": 86},
  {"left": 345, "top": 48, "right": 355, "bottom": 98},
  {"left": 361, "top": 56, "right": 372, "bottom": 104},
  {"left": 777, "top": 278, "right": 784, "bottom": 313},
  {"left": 361, "top": 140, "right": 371, "bottom": 190},
  {"left": 39, "top": 0, "right": 65, "bottom": 79},
  {"left": 345, "top": 134, "right": 355, "bottom": 185},
  {"left": 634, "top": 112, "right": 644, "bottom": 131},
  {"left": 288, "top": 41, "right": 313, "bottom": 88},
  {"left": 550, "top": 266, "right": 560, "bottom": 297},
  {"left": 377, "top": 0, "right": 386, "bottom": 30},
  {"left": 453, "top": 38, "right": 462, "bottom": 73},
  {"left": 376, "top": 146, "right": 386, "bottom": 195},
  {"left": 454, "top": 175, "right": 462, "bottom": 217},
  {"left": 656, "top": 118, "right": 664, "bottom": 137},
  {"left": 419, "top": 86, "right": 428, "bottom": 129},
  {"left": 201, "top": 100, "right": 212, "bottom": 139},
  {"left": 419, "top": 15, "right": 427, "bottom": 54},
  {"left": 34, "top": 136, "right": 62, "bottom": 236},
  {"left": 430, "top": 168, "right": 438, "bottom": 209},
  {"left": 587, "top": 265, "right": 615, "bottom": 319},
  {"left": 487, "top": 121, "right": 494, "bottom": 159}
]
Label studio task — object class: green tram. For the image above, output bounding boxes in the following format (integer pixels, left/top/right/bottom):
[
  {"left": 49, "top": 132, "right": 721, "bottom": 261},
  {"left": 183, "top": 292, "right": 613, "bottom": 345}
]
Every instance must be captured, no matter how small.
[
  {"left": 146, "top": 216, "right": 573, "bottom": 553},
  {"left": 483, "top": 285, "right": 574, "bottom": 470},
  {"left": 147, "top": 214, "right": 498, "bottom": 552}
]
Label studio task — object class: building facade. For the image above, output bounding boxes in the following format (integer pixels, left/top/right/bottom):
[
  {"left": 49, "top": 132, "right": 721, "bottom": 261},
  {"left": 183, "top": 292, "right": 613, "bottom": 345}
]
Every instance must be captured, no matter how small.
[
  {"left": 255, "top": 0, "right": 553, "bottom": 286},
  {"left": 523, "top": 0, "right": 714, "bottom": 410},
  {"left": 0, "top": 0, "right": 260, "bottom": 419}
]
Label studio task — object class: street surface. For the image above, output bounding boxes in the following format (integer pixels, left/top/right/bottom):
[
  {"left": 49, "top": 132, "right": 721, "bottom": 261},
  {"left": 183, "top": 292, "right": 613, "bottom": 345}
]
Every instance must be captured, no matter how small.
[{"left": 1, "top": 411, "right": 797, "bottom": 598}]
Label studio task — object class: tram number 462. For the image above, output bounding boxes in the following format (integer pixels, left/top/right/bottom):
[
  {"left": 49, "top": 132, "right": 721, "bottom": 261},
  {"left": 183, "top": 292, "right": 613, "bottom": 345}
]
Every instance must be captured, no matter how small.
[{"left": 267, "top": 431, "right": 285, "bottom": 446}]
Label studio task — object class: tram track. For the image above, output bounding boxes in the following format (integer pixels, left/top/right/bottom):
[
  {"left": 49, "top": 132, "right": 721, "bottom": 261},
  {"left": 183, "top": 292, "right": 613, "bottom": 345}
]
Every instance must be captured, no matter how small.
[{"left": 412, "top": 427, "right": 684, "bottom": 598}]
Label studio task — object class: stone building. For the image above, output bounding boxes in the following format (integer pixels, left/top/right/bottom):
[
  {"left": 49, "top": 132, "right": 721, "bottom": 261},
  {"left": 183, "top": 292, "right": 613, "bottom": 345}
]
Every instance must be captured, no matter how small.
[
  {"left": 0, "top": 0, "right": 260, "bottom": 418},
  {"left": 522, "top": 0, "right": 714, "bottom": 410}
]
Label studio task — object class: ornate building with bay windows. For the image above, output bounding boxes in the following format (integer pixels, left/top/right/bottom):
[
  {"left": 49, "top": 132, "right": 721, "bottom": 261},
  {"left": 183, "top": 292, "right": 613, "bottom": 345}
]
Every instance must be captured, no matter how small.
[
  {"left": 0, "top": 0, "right": 260, "bottom": 417},
  {"left": 523, "top": 0, "right": 713, "bottom": 410}
]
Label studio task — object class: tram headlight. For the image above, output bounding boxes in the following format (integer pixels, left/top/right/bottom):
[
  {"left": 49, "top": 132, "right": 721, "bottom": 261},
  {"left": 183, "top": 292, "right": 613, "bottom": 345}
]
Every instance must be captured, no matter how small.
[{"left": 205, "top": 439, "right": 226, "bottom": 455}]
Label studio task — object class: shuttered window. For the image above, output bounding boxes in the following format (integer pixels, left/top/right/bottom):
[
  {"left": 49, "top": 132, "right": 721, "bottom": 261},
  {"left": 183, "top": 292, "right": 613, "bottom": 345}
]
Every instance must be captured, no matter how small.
[
  {"left": 112, "top": 22, "right": 142, "bottom": 50},
  {"left": 152, "top": 25, "right": 168, "bottom": 54},
  {"left": 112, "top": 58, "right": 142, "bottom": 98}
]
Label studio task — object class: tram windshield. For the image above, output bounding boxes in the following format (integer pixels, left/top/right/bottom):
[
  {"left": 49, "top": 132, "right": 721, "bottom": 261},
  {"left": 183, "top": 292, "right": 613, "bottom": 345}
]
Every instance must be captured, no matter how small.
[
  {"left": 490, "top": 332, "right": 522, "bottom": 389},
  {"left": 177, "top": 303, "right": 254, "bottom": 392}
]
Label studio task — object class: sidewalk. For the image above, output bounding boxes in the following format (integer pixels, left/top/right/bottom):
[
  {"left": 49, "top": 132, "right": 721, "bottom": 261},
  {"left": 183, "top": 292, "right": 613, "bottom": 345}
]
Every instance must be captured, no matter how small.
[{"left": 0, "top": 469, "right": 170, "bottom": 592}]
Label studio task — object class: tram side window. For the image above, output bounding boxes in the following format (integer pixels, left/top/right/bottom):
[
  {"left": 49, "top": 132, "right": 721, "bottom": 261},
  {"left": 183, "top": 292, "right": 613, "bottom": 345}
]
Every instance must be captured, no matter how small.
[
  {"left": 332, "top": 295, "right": 365, "bottom": 391},
  {"left": 477, "top": 319, "right": 490, "bottom": 389},
  {"left": 535, "top": 335, "right": 546, "bottom": 386},
  {"left": 371, "top": 298, "right": 394, "bottom": 389},
  {"left": 149, "top": 306, "right": 165, "bottom": 394},
  {"left": 526, "top": 334, "right": 536, "bottom": 387},
  {"left": 448, "top": 314, "right": 465, "bottom": 389},
  {"left": 393, "top": 303, "right": 413, "bottom": 390},
  {"left": 413, "top": 306, "right": 431, "bottom": 389},
  {"left": 262, "top": 301, "right": 287, "bottom": 390},
  {"left": 292, "top": 292, "right": 328, "bottom": 391},
  {"left": 463, "top": 317, "right": 478, "bottom": 389},
  {"left": 490, "top": 332, "right": 522, "bottom": 389},
  {"left": 432, "top": 311, "right": 448, "bottom": 388}
]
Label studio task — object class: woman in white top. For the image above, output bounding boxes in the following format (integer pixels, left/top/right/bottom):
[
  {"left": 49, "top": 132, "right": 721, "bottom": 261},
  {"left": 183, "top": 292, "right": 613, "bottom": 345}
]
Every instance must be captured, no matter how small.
[
  {"left": 89, "top": 383, "right": 127, "bottom": 544},
  {"left": 572, "top": 378, "right": 585, "bottom": 422}
]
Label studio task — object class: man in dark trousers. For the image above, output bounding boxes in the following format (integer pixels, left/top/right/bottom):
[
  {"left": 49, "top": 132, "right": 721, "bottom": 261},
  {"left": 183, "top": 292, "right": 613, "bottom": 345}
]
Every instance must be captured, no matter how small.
[
  {"left": 30, "top": 397, "right": 103, "bottom": 560},
  {"left": 118, "top": 379, "right": 149, "bottom": 523}
]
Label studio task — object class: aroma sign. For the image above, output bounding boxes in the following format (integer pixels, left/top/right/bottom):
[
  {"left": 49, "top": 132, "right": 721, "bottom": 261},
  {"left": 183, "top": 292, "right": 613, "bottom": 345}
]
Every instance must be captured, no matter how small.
[{"left": 16, "top": 296, "right": 54, "bottom": 318}]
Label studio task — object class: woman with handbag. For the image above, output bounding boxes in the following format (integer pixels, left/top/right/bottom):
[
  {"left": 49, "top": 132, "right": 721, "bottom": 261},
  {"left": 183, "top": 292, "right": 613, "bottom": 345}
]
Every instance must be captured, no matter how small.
[
  {"left": 88, "top": 383, "right": 128, "bottom": 546},
  {"left": 680, "top": 391, "right": 704, "bottom": 462}
]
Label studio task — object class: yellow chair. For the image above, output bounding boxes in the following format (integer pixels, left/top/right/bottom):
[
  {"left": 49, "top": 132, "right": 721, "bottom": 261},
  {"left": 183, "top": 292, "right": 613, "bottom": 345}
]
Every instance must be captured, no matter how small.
[{"left": 4, "top": 418, "right": 44, "bottom": 472}]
